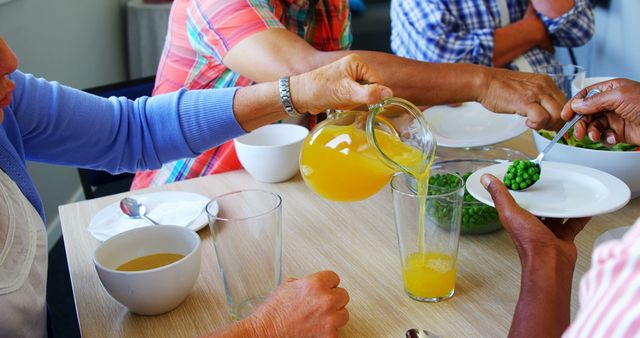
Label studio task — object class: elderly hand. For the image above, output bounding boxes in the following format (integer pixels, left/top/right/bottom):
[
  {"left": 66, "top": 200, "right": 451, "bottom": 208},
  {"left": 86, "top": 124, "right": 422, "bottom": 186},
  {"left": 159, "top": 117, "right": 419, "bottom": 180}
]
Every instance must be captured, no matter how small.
[
  {"left": 561, "top": 78, "right": 640, "bottom": 146},
  {"left": 481, "top": 174, "right": 590, "bottom": 265},
  {"left": 290, "top": 54, "right": 393, "bottom": 114},
  {"left": 478, "top": 68, "right": 566, "bottom": 130},
  {"left": 245, "top": 270, "right": 349, "bottom": 338}
]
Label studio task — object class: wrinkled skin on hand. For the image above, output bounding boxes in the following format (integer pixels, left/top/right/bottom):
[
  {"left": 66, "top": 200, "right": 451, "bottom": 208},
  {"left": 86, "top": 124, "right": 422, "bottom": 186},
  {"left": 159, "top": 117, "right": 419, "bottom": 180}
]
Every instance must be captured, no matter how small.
[
  {"left": 290, "top": 54, "right": 393, "bottom": 114},
  {"left": 562, "top": 78, "right": 640, "bottom": 146},
  {"left": 247, "top": 270, "right": 350, "bottom": 338},
  {"left": 479, "top": 68, "right": 566, "bottom": 130}
]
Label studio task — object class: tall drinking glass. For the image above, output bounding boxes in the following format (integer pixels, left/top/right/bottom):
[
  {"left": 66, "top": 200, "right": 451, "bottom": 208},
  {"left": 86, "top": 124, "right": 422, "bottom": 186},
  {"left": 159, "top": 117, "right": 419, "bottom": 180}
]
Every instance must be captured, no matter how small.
[
  {"left": 206, "top": 190, "right": 282, "bottom": 320},
  {"left": 391, "top": 170, "right": 464, "bottom": 302},
  {"left": 539, "top": 64, "right": 586, "bottom": 99}
]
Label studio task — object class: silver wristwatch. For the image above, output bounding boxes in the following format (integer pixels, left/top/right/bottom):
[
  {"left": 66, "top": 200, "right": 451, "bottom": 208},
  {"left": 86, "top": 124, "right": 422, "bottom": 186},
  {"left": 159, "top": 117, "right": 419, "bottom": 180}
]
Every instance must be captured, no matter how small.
[{"left": 278, "top": 77, "right": 303, "bottom": 118}]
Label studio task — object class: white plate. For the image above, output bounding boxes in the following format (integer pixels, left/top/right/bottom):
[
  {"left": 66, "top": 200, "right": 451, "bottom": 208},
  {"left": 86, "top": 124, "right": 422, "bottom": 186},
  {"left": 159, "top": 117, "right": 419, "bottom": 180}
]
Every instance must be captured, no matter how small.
[
  {"left": 423, "top": 102, "right": 528, "bottom": 148},
  {"left": 466, "top": 162, "right": 631, "bottom": 218},
  {"left": 88, "top": 191, "right": 216, "bottom": 242}
]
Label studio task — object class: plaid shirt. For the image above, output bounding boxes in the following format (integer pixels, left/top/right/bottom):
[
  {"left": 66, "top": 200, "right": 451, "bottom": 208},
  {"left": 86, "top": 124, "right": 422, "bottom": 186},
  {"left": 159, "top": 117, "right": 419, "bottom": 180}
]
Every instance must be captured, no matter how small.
[
  {"left": 390, "top": 0, "right": 594, "bottom": 72},
  {"left": 132, "top": 0, "right": 351, "bottom": 189}
]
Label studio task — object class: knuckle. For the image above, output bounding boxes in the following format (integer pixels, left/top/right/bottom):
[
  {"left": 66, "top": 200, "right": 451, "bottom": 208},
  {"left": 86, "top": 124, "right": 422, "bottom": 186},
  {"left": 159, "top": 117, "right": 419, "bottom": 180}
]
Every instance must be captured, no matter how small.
[
  {"left": 327, "top": 314, "right": 344, "bottom": 329},
  {"left": 319, "top": 294, "right": 335, "bottom": 310},
  {"left": 324, "top": 270, "right": 340, "bottom": 283}
]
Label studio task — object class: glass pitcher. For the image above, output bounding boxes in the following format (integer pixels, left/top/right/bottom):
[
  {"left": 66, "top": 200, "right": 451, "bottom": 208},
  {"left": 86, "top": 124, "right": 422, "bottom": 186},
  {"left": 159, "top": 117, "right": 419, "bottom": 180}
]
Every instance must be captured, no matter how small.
[{"left": 299, "top": 97, "right": 437, "bottom": 201}]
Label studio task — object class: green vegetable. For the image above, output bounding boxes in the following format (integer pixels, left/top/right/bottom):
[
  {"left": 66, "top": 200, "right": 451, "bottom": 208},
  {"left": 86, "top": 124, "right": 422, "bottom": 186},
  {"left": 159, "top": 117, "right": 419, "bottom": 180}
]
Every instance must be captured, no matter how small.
[
  {"left": 539, "top": 129, "right": 638, "bottom": 151},
  {"left": 429, "top": 172, "right": 501, "bottom": 234},
  {"left": 503, "top": 160, "right": 540, "bottom": 191}
]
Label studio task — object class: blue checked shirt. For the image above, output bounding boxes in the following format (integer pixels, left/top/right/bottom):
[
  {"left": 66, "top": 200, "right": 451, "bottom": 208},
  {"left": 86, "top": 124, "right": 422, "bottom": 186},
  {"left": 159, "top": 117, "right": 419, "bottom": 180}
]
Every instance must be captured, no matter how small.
[{"left": 390, "top": 0, "right": 595, "bottom": 72}]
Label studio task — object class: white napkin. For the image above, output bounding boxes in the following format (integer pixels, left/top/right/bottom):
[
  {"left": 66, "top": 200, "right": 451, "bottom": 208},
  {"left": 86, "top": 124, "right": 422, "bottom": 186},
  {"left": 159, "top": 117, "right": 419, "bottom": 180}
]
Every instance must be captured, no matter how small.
[{"left": 89, "top": 197, "right": 210, "bottom": 242}]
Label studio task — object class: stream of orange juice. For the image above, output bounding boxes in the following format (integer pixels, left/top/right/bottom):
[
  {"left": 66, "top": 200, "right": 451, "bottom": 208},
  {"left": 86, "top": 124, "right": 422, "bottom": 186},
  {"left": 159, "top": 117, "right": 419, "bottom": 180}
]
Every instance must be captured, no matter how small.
[{"left": 300, "top": 124, "right": 454, "bottom": 299}]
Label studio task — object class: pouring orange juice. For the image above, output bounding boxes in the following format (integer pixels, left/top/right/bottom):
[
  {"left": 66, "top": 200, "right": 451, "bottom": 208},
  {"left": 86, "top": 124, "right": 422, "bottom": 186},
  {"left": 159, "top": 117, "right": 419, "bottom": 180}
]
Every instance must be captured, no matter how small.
[
  {"left": 299, "top": 97, "right": 435, "bottom": 202},
  {"left": 300, "top": 97, "right": 459, "bottom": 301}
]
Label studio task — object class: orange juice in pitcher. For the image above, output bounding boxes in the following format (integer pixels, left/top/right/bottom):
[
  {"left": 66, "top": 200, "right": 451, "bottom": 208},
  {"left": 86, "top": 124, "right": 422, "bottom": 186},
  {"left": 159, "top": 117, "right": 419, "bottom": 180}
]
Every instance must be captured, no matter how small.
[{"left": 299, "top": 97, "right": 436, "bottom": 202}]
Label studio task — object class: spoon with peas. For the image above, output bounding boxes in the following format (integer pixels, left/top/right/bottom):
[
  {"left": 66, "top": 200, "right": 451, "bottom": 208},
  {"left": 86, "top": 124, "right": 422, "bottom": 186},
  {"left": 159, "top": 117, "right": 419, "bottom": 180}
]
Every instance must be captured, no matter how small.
[{"left": 504, "top": 88, "right": 601, "bottom": 191}]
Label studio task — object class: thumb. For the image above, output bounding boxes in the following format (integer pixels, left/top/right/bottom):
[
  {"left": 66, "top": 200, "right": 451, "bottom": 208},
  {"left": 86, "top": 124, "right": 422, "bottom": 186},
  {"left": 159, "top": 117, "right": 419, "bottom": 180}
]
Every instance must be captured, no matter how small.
[
  {"left": 571, "top": 88, "right": 621, "bottom": 115},
  {"left": 348, "top": 81, "right": 393, "bottom": 106},
  {"left": 481, "top": 174, "right": 520, "bottom": 216}
]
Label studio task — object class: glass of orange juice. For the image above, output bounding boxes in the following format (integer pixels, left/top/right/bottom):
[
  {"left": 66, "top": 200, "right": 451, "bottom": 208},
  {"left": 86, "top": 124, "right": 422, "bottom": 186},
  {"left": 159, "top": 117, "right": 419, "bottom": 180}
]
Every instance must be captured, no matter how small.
[{"left": 391, "top": 169, "right": 464, "bottom": 302}]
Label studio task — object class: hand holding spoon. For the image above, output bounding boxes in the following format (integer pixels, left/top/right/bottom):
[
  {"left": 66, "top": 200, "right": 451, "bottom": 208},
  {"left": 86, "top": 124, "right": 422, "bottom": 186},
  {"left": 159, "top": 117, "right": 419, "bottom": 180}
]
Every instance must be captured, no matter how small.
[{"left": 505, "top": 88, "right": 602, "bottom": 191}]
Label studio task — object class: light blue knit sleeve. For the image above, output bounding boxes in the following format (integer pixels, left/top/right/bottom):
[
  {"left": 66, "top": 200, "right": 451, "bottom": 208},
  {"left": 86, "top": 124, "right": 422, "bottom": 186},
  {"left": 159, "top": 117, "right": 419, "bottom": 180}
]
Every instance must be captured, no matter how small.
[{"left": 9, "top": 71, "right": 245, "bottom": 174}]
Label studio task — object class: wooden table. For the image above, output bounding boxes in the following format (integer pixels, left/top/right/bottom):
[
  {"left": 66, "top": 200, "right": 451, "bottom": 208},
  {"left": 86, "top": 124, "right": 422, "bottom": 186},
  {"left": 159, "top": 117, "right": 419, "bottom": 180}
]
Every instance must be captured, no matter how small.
[{"left": 59, "top": 131, "right": 640, "bottom": 337}]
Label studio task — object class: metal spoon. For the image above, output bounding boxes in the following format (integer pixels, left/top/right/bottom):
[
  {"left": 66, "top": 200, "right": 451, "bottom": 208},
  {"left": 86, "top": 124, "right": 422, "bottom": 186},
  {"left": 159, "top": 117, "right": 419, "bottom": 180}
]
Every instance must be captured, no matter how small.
[
  {"left": 119, "top": 197, "right": 159, "bottom": 225},
  {"left": 511, "top": 88, "right": 602, "bottom": 191},
  {"left": 532, "top": 88, "right": 602, "bottom": 167},
  {"left": 405, "top": 328, "right": 440, "bottom": 338}
]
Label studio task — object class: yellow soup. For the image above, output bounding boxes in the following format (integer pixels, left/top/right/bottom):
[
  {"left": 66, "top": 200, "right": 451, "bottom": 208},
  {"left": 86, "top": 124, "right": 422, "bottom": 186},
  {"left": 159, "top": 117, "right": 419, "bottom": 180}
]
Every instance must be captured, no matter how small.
[
  {"left": 402, "top": 251, "right": 456, "bottom": 299},
  {"left": 300, "top": 124, "right": 427, "bottom": 201},
  {"left": 116, "top": 253, "right": 185, "bottom": 272}
]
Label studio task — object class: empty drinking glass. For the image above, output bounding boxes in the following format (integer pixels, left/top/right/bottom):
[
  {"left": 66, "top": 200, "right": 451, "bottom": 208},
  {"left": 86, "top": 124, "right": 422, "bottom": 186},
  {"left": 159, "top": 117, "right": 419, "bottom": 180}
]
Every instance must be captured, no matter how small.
[{"left": 206, "top": 189, "right": 282, "bottom": 320}]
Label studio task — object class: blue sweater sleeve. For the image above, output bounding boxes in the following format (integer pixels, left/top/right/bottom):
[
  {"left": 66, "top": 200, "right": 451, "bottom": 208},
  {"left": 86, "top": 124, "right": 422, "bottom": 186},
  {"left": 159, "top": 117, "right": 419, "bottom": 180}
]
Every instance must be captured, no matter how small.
[{"left": 9, "top": 71, "right": 245, "bottom": 174}]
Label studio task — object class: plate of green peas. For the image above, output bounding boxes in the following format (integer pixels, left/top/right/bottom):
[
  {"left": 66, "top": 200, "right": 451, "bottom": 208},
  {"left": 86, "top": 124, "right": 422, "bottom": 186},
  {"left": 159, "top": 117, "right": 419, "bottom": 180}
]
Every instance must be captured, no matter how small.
[{"left": 465, "top": 161, "right": 631, "bottom": 218}]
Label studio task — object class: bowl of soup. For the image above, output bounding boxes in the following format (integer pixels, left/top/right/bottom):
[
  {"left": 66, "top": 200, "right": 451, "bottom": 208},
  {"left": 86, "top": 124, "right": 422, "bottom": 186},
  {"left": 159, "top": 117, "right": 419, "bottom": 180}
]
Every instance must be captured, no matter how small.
[{"left": 93, "top": 225, "right": 201, "bottom": 315}]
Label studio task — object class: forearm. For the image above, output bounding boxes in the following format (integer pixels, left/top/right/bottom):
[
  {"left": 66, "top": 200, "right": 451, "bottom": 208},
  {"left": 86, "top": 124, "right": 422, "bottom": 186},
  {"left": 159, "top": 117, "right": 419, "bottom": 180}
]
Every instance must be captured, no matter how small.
[
  {"left": 233, "top": 81, "right": 288, "bottom": 131},
  {"left": 493, "top": 17, "right": 545, "bottom": 67},
  {"left": 224, "top": 29, "right": 489, "bottom": 106},
  {"left": 531, "top": 0, "right": 575, "bottom": 19},
  {"left": 324, "top": 50, "right": 489, "bottom": 105},
  {"left": 510, "top": 249, "right": 576, "bottom": 338}
]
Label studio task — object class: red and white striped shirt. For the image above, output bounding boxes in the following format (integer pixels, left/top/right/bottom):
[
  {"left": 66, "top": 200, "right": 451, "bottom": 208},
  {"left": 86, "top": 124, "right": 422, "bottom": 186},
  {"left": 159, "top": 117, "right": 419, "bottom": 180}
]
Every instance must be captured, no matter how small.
[{"left": 564, "top": 218, "right": 640, "bottom": 338}]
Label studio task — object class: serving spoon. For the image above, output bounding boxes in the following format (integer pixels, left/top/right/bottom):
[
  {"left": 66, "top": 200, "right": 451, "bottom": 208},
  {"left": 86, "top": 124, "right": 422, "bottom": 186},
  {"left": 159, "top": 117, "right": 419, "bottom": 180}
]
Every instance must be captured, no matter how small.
[
  {"left": 120, "top": 197, "right": 159, "bottom": 225},
  {"left": 508, "top": 88, "right": 602, "bottom": 191},
  {"left": 532, "top": 88, "right": 602, "bottom": 167}
]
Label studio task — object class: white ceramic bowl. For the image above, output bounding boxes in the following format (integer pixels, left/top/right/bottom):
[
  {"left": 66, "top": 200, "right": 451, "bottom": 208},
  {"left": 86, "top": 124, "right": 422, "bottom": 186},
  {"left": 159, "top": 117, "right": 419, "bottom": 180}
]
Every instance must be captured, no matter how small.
[
  {"left": 94, "top": 225, "right": 201, "bottom": 315},
  {"left": 532, "top": 131, "right": 640, "bottom": 198},
  {"left": 572, "top": 76, "right": 616, "bottom": 97},
  {"left": 234, "top": 124, "right": 309, "bottom": 183}
]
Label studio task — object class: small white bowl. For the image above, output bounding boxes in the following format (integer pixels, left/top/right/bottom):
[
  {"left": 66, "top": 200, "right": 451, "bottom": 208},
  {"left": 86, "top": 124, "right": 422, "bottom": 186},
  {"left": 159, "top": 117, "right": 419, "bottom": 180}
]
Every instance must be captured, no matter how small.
[
  {"left": 532, "top": 131, "right": 640, "bottom": 198},
  {"left": 572, "top": 76, "right": 616, "bottom": 97},
  {"left": 234, "top": 124, "right": 309, "bottom": 183},
  {"left": 94, "top": 225, "right": 201, "bottom": 315}
]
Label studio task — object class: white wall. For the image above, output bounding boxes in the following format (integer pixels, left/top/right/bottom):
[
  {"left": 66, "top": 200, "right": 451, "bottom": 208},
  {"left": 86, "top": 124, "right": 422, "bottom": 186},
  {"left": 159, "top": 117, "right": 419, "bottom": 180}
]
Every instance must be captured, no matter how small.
[
  {"left": 557, "top": 1, "right": 640, "bottom": 80},
  {"left": 0, "top": 0, "right": 128, "bottom": 247},
  {"left": 0, "top": 0, "right": 128, "bottom": 88}
]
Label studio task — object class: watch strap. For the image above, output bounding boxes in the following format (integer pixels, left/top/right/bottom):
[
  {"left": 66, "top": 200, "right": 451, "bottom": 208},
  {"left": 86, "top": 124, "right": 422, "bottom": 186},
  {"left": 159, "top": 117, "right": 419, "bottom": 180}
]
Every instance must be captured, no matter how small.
[{"left": 278, "top": 77, "right": 303, "bottom": 118}]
